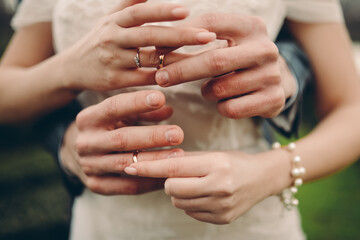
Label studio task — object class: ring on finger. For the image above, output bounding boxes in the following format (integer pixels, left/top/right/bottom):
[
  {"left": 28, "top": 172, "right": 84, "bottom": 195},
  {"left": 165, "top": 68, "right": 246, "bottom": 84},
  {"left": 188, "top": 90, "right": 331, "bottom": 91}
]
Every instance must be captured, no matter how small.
[
  {"left": 134, "top": 48, "right": 141, "bottom": 68},
  {"left": 157, "top": 54, "right": 165, "bottom": 69},
  {"left": 132, "top": 150, "right": 140, "bottom": 163}
]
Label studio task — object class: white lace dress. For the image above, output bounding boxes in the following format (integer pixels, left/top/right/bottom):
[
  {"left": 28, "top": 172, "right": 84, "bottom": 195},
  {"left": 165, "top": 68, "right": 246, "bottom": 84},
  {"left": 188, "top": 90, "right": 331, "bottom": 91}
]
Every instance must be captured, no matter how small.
[{"left": 12, "top": 1, "right": 343, "bottom": 239}]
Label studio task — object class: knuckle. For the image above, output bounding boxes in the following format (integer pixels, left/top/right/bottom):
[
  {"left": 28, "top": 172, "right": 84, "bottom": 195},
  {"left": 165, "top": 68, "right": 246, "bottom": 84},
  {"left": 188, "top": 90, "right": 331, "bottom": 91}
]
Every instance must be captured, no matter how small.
[
  {"left": 124, "top": 183, "right": 141, "bottom": 195},
  {"left": 75, "top": 111, "right": 87, "bottom": 129},
  {"left": 261, "top": 89, "right": 286, "bottom": 118},
  {"left": 218, "top": 179, "right": 235, "bottom": 196},
  {"left": 260, "top": 41, "right": 279, "bottom": 63},
  {"left": 87, "top": 177, "right": 103, "bottom": 194},
  {"left": 219, "top": 213, "right": 235, "bottom": 225},
  {"left": 201, "top": 13, "right": 220, "bottom": 27},
  {"left": 222, "top": 102, "right": 241, "bottom": 119},
  {"left": 102, "top": 71, "right": 119, "bottom": 89},
  {"left": 249, "top": 16, "right": 267, "bottom": 33},
  {"left": 141, "top": 28, "right": 155, "bottom": 45},
  {"left": 112, "top": 157, "right": 129, "bottom": 172},
  {"left": 208, "top": 53, "right": 228, "bottom": 72},
  {"left": 211, "top": 81, "right": 227, "bottom": 98},
  {"left": 111, "top": 131, "right": 128, "bottom": 150},
  {"left": 167, "top": 162, "right": 180, "bottom": 177},
  {"left": 75, "top": 137, "right": 88, "bottom": 156},
  {"left": 98, "top": 51, "right": 116, "bottom": 66},
  {"left": 170, "top": 65, "right": 185, "bottom": 83},
  {"left": 219, "top": 197, "right": 235, "bottom": 212},
  {"left": 126, "top": 6, "right": 141, "bottom": 23},
  {"left": 103, "top": 96, "right": 120, "bottom": 120}
]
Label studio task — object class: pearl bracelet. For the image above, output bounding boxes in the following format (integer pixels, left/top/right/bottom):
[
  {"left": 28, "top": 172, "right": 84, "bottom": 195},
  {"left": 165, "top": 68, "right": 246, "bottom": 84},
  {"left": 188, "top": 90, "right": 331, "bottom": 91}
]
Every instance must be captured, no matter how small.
[{"left": 272, "top": 142, "right": 306, "bottom": 210}]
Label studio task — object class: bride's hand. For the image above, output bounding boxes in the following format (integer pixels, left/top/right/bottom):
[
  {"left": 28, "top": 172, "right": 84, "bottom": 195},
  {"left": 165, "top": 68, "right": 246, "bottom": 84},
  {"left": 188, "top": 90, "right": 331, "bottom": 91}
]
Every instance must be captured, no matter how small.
[
  {"left": 60, "top": 0, "right": 216, "bottom": 92},
  {"left": 124, "top": 150, "right": 292, "bottom": 224}
]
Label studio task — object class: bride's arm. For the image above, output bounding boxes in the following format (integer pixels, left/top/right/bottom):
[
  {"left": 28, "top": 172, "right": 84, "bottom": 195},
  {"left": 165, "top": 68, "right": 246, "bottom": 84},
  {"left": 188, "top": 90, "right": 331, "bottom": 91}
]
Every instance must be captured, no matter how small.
[
  {"left": 285, "top": 21, "right": 360, "bottom": 181},
  {"left": 0, "top": 23, "right": 73, "bottom": 124}
]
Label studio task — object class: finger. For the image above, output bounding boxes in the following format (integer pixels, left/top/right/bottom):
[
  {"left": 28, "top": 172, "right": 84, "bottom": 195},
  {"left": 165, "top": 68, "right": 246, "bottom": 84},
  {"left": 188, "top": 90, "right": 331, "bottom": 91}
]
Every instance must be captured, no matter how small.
[
  {"left": 165, "top": 178, "right": 209, "bottom": 198},
  {"left": 76, "top": 125, "right": 184, "bottom": 155},
  {"left": 87, "top": 175, "right": 165, "bottom": 195},
  {"left": 185, "top": 211, "right": 226, "bottom": 225},
  {"left": 155, "top": 44, "right": 271, "bottom": 87},
  {"left": 119, "top": 26, "right": 216, "bottom": 48},
  {"left": 217, "top": 87, "right": 285, "bottom": 119},
  {"left": 202, "top": 64, "right": 280, "bottom": 100},
  {"left": 125, "top": 48, "right": 192, "bottom": 69},
  {"left": 108, "top": 0, "right": 147, "bottom": 15},
  {"left": 172, "top": 196, "right": 215, "bottom": 212},
  {"left": 113, "top": 3, "right": 189, "bottom": 27},
  {"left": 181, "top": 13, "right": 267, "bottom": 40},
  {"left": 124, "top": 156, "right": 209, "bottom": 178},
  {"left": 137, "top": 105, "right": 173, "bottom": 122},
  {"left": 76, "top": 90, "right": 164, "bottom": 129},
  {"left": 81, "top": 149, "right": 184, "bottom": 175}
]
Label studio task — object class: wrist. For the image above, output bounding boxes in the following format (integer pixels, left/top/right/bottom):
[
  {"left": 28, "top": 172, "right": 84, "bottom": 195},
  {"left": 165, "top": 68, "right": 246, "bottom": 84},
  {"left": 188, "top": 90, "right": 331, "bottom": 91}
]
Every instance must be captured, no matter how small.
[
  {"left": 256, "top": 148, "right": 293, "bottom": 197},
  {"left": 56, "top": 46, "right": 83, "bottom": 92}
]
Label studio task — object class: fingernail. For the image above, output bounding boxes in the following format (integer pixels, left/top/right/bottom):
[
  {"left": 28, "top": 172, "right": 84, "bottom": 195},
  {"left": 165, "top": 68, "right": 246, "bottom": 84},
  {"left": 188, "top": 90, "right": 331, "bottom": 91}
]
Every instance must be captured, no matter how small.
[
  {"left": 172, "top": 7, "right": 189, "bottom": 18},
  {"left": 168, "top": 150, "right": 180, "bottom": 159},
  {"left": 156, "top": 70, "right": 169, "bottom": 87},
  {"left": 196, "top": 32, "right": 217, "bottom": 43},
  {"left": 164, "top": 181, "right": 170, "bottom": 195},
  {"left": 146, "top": 93, "right": 161, "bottom": 107},
  {"left": 124, "top": 167, "right": 137, "bottom": 175},
  {"left": 165, "top": 128, "right": 180, "bottom": 143}
]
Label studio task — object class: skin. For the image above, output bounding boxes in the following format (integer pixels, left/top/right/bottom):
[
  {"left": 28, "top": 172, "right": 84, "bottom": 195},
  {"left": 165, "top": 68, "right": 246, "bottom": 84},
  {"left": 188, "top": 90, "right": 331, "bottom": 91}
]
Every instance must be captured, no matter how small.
[
  {"left": 124, "top": 20, "right": 360, "bottom": 224},
  {"left": 4, "top": 0, "right": 356, "bottom": 227},
  {"left": 61, "top": 90, "right": 186, "bottom": 195},
  {"left": 0, "top": 0, "right": 216, "bottom": 123},
  {"left": 59, "top": 12, "right": 298, "bottom": 196},
  {"left": 0, "top": 1, "right": 297, "bottom": 197}
]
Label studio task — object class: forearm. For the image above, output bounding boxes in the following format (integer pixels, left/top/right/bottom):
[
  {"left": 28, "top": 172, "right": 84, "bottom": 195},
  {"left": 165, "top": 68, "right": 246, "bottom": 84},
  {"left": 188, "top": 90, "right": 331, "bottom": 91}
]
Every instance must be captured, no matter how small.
[
  {"left": 0, "top": 53, "right": 78, "bottom": 124},
  {"left": 267, "top": 22, "right": 360, "bottom": 195},
  {"left": 0, "top": 22, "right": 79, "bottom": 124}
]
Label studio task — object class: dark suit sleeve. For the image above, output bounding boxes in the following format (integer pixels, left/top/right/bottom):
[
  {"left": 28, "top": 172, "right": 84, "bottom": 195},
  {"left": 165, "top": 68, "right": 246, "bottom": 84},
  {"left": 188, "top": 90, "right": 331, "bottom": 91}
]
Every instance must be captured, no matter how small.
[
  {"left": 36, "top": 100, "right": 84, "bottom": 197},
  {"left": 265, "top": 41, "right": 313, "bottom": 139}
]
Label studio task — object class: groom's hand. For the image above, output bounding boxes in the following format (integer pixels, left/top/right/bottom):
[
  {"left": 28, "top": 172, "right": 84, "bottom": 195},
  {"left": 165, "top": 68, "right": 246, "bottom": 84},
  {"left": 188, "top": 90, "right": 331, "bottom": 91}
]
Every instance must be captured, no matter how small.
[
  {"left": 60, "top": 90, "right": 184, "bottom": 195},
  {"left": 155, "top": 13, "right": 297, "bottom": 119}
]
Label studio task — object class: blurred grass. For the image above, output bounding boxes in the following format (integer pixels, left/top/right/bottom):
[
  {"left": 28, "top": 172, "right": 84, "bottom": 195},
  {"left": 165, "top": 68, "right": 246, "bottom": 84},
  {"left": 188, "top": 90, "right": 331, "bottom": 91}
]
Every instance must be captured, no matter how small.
[{"left": 0, "top": 7, "right": 360, "bottom": 240}]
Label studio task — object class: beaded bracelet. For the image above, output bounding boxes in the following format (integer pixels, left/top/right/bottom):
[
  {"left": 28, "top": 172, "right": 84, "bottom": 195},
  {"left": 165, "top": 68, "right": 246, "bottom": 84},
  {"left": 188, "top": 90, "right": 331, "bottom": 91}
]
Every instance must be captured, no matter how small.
[{"left": 272, "top": 142, "right": 306, "bottom": 210}]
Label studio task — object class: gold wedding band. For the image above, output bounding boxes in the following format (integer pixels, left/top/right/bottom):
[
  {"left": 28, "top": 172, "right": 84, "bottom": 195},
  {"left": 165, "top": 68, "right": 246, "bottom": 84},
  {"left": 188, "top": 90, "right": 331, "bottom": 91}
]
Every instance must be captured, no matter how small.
[
  {"left": 132, "top": 150, "right": 140, "bottom": 163},
  {"left": 157, "top": 54, "right": 165, "bottom": 69},
  {"left": 134, "top": 48, "right": 141, "bottom": 68}
]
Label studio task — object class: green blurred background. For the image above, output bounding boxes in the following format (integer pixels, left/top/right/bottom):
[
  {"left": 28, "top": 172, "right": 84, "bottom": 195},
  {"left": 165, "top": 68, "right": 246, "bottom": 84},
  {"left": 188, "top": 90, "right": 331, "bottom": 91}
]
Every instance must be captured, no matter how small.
[{"left": 0, "top": 1, "right": 360, "bottom": 239}]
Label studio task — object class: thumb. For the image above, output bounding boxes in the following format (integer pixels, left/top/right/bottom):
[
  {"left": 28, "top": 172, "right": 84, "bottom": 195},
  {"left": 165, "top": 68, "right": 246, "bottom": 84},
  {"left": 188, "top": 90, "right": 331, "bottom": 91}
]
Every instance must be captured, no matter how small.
[{"left": 108, "top": 0, "right": 147, "bottom": 14}]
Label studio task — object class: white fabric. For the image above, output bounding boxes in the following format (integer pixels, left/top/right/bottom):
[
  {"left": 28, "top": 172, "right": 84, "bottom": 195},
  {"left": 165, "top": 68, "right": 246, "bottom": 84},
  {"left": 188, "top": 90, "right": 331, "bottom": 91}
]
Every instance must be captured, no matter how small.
[{"left": 11, "top": 0, "right": 344, "bottom": 239}]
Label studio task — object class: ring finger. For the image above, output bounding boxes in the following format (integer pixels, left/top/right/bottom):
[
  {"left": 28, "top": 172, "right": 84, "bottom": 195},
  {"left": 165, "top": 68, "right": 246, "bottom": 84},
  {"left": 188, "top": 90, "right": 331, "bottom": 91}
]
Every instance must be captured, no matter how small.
[
  {"left": 81, "top": 148, "right": 184, "bottom": 175},
  {"left": 123, "top": 48, "right": 192, "bottom": 69}
]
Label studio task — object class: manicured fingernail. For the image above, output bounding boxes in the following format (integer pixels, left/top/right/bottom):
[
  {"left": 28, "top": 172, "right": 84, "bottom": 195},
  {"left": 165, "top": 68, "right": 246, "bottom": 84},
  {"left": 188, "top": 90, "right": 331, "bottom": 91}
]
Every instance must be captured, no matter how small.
[
  {"left": 164, "top": 181, "right": 170, "bottom": 195},
  {"left": 146, "top": 93, "right": 161, "bottom": 107},
  {"left": 168, "top": 150, "right": 180, "bottom": 159},
  {"left": 156, "top": 70, "right": 169, "bottom": 86},
  {"left": 196, "top": 32, "right": 217, "bottom": 43},
  {"left": 165, "top": 128, "right": 180, "bottom": 143},
  {"left": 172, "top": 7, "right": 189, "bottom": 18},
  {"left": 124, "top": 167, "right": 137, "bottom": 175}
]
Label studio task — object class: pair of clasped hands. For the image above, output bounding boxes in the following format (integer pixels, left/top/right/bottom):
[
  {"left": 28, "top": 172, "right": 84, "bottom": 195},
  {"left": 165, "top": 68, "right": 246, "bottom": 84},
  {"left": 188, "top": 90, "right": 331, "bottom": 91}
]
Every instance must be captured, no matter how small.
[{"left": 61, "top": 0, "right": 296, "bottom": 224}]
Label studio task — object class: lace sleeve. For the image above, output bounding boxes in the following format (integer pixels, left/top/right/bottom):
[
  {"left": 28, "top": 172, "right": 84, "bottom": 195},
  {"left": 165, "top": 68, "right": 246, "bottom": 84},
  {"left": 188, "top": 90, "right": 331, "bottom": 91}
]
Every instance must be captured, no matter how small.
[
  {"left": 284, "top": 0, "right": 344, "bottom": 23},
  {"left": 11, "top": 0, "right": 59, "bottom": 30}
]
